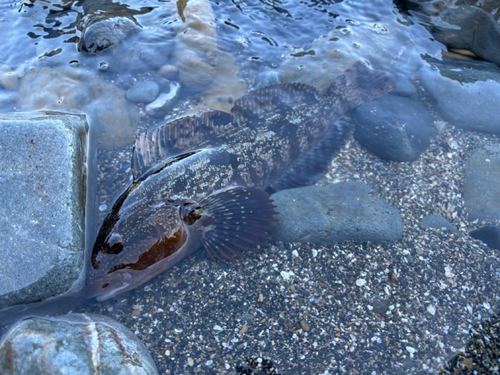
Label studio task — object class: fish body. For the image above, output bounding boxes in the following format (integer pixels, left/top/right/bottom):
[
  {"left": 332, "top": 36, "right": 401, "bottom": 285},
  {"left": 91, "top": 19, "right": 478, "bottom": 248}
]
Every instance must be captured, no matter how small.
[{"left": 88, "top": 62, "right": 395, "bottom": 300}]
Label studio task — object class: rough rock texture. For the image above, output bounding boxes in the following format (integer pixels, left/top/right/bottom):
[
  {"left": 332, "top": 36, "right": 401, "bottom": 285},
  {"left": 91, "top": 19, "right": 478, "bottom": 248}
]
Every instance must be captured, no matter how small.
[
  {"left": 420, "top": 214, "right": 458, "bottom": 234},
  {"left": 272, "top": 181, "right": 403, "bottom": 244},
  {"left": 79, "top": 17, "right": 138, "bottom": 53},
  {"left": 420, "top": 58, "right": 500, "bottom": 134},
  {"left": 352, "top": 95, "right": 433, "bottom": 162},
  {"left": 464, "top": 146, "right": 500, "bottom": 221},
  {"left": 0, "top": 314, "right": 158, "bottom": 375},
  {"left": 173, "top": 0, "right": 218, "bottom": 88},
  {"left": 0, "top": 112, "right": 87, "bottom": 309}
]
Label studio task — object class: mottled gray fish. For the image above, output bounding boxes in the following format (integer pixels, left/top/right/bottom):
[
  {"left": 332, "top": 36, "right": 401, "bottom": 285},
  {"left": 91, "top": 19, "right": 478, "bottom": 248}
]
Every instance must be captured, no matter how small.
[{"left": 87, "top": 62, "right": 395, "bottom": 301}]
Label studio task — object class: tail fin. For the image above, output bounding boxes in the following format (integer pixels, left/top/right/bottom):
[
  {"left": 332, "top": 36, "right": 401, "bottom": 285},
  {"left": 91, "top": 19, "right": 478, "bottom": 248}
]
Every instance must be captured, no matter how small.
[{"left": 324, "top": 61, "right": 396, "bottom": 109}]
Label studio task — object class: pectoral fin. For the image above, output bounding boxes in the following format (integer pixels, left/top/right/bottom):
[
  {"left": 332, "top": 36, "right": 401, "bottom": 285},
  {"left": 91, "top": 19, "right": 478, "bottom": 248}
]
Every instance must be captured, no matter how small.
[{"left": 183, "top": 187, "right": 278, "bottom": 262}]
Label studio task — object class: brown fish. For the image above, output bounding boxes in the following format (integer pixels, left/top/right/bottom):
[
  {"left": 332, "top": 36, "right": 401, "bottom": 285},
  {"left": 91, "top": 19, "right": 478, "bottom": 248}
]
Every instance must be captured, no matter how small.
[{"left": 87, "top": 62, "right": 395, "bottom": 301}]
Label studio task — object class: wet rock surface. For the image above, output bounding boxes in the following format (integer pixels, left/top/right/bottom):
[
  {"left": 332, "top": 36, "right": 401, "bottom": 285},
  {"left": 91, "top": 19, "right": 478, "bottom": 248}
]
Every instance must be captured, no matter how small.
[
  {"left": 420, "top": 58, "right": 500, "bottom": 134},
  {"left": 352, "top": 95, "right": 433, "bottom": 162},
  {"left": 464, "top": 146, "right": 500, "bottom": 221},
  {"left": 80, "top": 17, "right": 139, "bottom": 54},
  {"left": 126, "top": 80, "right": 160, "bottom": 103},
  {"left": 0, "top": 112, "right": 87, "bottom": 309},
  {"left": 272, "top": 181, "right": 403, "bottom": 244},
  {"left": 0, "top": 313, "right": 158, "bottom": 375}
]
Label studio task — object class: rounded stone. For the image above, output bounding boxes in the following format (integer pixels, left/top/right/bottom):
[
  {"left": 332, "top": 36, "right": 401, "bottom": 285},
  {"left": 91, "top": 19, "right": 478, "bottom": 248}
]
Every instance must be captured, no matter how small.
[
  {"left": 272, "top": 181, "right": 403, "bottom": 244},
  {"left": 419, "top": 214, "right": 458, "bottom": 234},
  {"left": 126, "top": 81, "right": 160, "bottom": 103},
  {"left": 464, "top": 146, "right": 500, "bottom": 221},
  {"left": 0, "top": 313, "right": 158, "bottom": 375},
  {"left": 352, "top": 95, "right": 433, "bottom": 162}
]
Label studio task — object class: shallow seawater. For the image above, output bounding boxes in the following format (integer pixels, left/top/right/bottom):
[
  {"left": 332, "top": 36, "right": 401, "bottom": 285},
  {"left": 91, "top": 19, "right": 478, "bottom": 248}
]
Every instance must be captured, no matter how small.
[{"left": 1, "top": 0, "right": 499, "bottom": 373}]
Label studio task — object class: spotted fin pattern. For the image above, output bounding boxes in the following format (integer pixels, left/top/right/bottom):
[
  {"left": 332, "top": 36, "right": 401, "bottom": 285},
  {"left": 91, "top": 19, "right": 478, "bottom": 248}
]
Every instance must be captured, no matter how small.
[{"left": 196, "top": 187, "right": 278, "bottom": 262}]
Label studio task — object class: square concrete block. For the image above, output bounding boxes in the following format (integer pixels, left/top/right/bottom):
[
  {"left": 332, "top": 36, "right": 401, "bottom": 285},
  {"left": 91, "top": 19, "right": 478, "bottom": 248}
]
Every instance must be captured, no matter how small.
[{"left": 0, "top": 111, "right": 88, "bottom": 309}]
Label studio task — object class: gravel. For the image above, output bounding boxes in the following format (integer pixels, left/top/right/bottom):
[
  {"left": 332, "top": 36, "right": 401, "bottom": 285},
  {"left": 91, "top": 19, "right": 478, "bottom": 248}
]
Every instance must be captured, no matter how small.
[{"left": 75, "top": 116, "right": 500, "bottom": 374}]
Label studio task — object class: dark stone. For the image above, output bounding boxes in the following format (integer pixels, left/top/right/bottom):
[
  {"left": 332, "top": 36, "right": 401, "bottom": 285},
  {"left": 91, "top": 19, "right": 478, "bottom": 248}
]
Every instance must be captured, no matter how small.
[
  {"left": 272, "top": 181, "right": 403, "bottom": 244},
  {"left": 470, "top": 226, "right": 500, "bottom": 250},
  {"left": 420, "top": 214, "right": 458, "bottom": 234},
  {"left": 352, "top": 95, "right": 433, "bottom": 162},
  {"left": 372, "top": 300, "right": 389, "bottom": 314},
  {"left": 464, "top": 146, "right": 500, "bottom": 221}
]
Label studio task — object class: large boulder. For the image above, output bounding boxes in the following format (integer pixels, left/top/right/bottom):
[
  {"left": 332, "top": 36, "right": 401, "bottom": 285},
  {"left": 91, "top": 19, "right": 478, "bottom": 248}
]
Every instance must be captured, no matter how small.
[{"left": 0, "top": 112, "right": 87, "bottom": 310}]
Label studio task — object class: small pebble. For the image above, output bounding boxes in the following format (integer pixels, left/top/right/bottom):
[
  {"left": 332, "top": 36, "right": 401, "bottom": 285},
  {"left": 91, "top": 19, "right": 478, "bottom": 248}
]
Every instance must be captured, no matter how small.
[
  {"left": 427, "top": 304, "right": 436, "bottom": 315},
  {"left": 355, "top": 278, "right": 366, "bottom": 287},
  {"left": 213, "top": 325, "right": 223, "bottom": 331},
  {"left": 99, "top": 204, "right": 108, "bottom": 212}
]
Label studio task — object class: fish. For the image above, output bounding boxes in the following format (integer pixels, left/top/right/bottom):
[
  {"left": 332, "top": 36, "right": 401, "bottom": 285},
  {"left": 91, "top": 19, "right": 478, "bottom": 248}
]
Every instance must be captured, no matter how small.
[{"left": 87, "top": 61, "right": 395, "bottom": 301}]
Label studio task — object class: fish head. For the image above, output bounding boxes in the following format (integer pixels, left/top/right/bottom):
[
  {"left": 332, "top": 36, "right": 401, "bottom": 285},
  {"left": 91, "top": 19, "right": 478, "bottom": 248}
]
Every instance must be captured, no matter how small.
[{"left": 87, "top": 190, "right": 192, "bottom": 301}]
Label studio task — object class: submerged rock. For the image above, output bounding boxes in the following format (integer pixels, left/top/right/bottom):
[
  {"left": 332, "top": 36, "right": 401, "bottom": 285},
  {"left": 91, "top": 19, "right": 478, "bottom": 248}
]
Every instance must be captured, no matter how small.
[
  {"left": 352, "top": 95, "right": 433, "bottom": 162},
  {"left": 464, "top": 146, "right": 500, "bottom": 221},
  {"left": 126, "top": 80, "right": 160, "bottom": 103},
  {"left": 420, "top": 57, "right": 500, "bottom": 134},
  {"left": 272, "top": 181, "right": 403, "bottom": 244},
  {"left": 173, "top": 0, "right": 218, "bottom": 88},
  {"left": 0, "top": 112, "right": 87, "bottom": 309},
  {"left": 0, "top": 314, "right": 158, "bottom": 375},
  {"left": 470, "top": 226, "right": 500, "bottom": 250},
  {"left": 17, "top": 66, "right": 138, "bottom": 148},
  {"left": 79, "top": 17, "right": 139, "bottom": 54},
  {"left": 420, "top": 214, "right": 458, "bottom": 234}
]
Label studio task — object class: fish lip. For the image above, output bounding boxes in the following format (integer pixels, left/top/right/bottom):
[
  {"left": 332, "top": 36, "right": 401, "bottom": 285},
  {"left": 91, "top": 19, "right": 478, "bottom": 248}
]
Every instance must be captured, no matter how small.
[{"left": 85, "top": 272, "right": 132, "bottom": 301}]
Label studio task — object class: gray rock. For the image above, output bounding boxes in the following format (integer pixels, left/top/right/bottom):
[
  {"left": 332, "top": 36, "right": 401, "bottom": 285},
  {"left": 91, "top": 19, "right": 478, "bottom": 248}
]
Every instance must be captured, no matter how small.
[
  {"left": 420, "top": 58, "right": 500, "bottom": 134},
  {"left": 419, "top": 214, "right": 458, "bottom": 234},
  {"left": 126, "top": 80, "right": 160, "bottom": 103},
  {"left": 464, "top": 146, "right": 500, "bottom": 221},
  {"left": 145, "top": 81, "right": 181, "bottom": 117},
  {"left": 0, "top": 314, "right": 158, "bottom": 375},
  {"left": 430, "top": 6, "right": 500, "bottom": 67},
  {"left": 391, "top": 74, "right": 417, "bottom": 98},
  {"left": 272, "top": 181, "right": 403, "bottom": 244},
  {"left": 0, "top": 112, "right": 87, "bottom": 309},
  {"left": 80, "top": 17, "right": 138, "bottom": 54},
  {"left": 353, "top": 95, "right": 433, "bottom": 162}
]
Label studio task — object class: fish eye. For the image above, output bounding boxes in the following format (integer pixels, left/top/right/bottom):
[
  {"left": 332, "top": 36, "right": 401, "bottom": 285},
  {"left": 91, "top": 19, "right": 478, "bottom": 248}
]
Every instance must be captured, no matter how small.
[{"left": 106, "top": 233, "right": 124, "bottom": 254}]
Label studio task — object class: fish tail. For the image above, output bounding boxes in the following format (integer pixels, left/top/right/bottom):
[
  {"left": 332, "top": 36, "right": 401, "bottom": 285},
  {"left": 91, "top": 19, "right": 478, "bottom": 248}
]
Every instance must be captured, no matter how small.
[{"left": 324, "top": 61, "right": 396, "bottom": 109}]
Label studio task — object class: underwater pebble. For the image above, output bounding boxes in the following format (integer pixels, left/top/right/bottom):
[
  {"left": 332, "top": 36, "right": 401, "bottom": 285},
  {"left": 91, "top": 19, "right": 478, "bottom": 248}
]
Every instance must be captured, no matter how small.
[
  {"left": 99, "top": 204, "right": 108, "bottom": 212},
  {"left": 291, "top": 250, "right": 299, "bottom": 257},
  {"left": 356, "top": 278, "right": 366, "bottom": 287},
  {"left": 213, "top": 325, "right": 223, "bottom": 331},
  {"left": 427, "top": 304, "right": 436, "bottom": 315},
  {"left": 0, "top": 64, "right": 19, "bottom": 90},
  {"left": 126, "top": 81, "right": 160, "bottom": 103}
]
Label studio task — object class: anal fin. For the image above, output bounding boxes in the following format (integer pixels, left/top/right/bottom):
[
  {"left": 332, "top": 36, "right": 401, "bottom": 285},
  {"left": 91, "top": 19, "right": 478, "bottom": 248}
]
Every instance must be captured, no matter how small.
[
  {"left": 270, "top": 117, "right": 351, "bottom": 192},
  {"left": 188, "top": 187, "right": 278, "bottom": 262}
]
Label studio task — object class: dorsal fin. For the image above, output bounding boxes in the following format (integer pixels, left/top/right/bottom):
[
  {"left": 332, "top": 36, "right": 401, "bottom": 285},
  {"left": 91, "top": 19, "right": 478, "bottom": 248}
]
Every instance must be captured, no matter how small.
[
  {"left": 231, "top": 82, "right": 320, "bottom": 125},
  {"left": 132, "top": 110, "right": 233, "bottom": 181}
]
